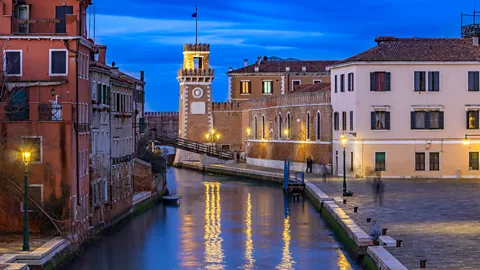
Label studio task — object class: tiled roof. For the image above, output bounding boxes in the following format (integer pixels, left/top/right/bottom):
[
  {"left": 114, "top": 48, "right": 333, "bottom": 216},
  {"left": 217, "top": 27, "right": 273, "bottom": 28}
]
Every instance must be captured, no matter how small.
[
  {"left": 333, "top": 36, "right": 480, "bottom": 66},
  {"left": 290, "top": 82, "right": 331, "bottom": 93},
  {"left": 228, "top": 60, "right": 338, "bottom": 74}
]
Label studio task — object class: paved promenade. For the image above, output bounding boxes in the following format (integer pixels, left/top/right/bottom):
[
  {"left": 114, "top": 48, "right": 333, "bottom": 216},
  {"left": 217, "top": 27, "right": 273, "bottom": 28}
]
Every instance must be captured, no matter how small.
[{"left": 212, "top": 163, "right": 480, "bottom": 270}]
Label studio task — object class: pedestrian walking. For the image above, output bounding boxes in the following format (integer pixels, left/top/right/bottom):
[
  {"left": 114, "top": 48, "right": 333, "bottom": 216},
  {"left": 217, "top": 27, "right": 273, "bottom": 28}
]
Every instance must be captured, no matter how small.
[
  {"left": 306, "top": 157, "right": 313, "bottom": 173},
  {"left": 321, "top": 165, "right": 328, "bottom": 182},
  {"left": 372, "top": 173, "right": 385, "bottom": 206},
  {"left": 369, "top": 218, "right": 381, "bottom": 245}
]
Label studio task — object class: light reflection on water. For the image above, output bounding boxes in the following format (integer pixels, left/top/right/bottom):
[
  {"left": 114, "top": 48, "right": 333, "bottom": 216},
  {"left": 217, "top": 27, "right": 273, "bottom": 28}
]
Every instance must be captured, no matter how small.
[{"left": 68, "top": 168, "right": 361, "bottom": 270}]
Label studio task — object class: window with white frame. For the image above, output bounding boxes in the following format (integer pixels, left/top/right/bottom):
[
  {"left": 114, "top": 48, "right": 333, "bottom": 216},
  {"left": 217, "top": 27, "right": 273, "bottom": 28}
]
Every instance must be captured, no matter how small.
[
  {"left": 278, "top": 113, "right": 282, "bottom": 139},
  {"left": 49, "top": 49, "right": 68, "bottom": 76},
  {"left": 4, "top": 50, "right": 22, "bottom": 76},
  {"left": 286, "top": 112, "right": 291, "bottom": 138},
  {"left": 291, "top": 80, "right": 300, "bottom": 91},
  {"left": 262, "top": 80, "right": 273, "bottom": 94},
  {"left": 313, "top": 80, "right": 322, "bottom": 84}
]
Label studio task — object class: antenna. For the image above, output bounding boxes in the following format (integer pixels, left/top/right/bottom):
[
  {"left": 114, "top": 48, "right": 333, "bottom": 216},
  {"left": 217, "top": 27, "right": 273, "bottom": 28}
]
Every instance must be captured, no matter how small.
[{"left": 94, "top": 0, "right": 96, "bottom": 42}]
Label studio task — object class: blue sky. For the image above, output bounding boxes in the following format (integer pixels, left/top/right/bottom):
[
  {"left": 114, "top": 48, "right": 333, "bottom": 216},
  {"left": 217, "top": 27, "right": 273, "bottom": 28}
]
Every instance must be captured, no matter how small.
[{"left": 90, "top": 0, "right": 480, "bottom": 112}]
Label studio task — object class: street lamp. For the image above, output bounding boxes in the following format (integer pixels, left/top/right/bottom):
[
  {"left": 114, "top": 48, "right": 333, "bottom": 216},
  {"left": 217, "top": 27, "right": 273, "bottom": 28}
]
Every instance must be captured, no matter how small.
[
  {"left": 340, "top": 134, "right": 352, "bottom": 197},
  {"left": 246, "top": 128, "right": 251, "bottom": 137},
  {"left": 21, "top": 151, "right": 31, "bottom": 251},
  {"left": 205, "top": 129, "right": 220, "bottom": 144}
]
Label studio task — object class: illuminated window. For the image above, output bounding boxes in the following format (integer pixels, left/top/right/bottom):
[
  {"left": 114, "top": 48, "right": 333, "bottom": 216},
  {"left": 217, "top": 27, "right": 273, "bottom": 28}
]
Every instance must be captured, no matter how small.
[
  {"left": 262, "top": 81, "right": 273, "bottom": 94},
  {"left": 241, "top": 81, "right": 251, "bottom": 94},
  {"left": 467, "top": 110, "right": 479, "bottom": 129},
  {"left": 375, "top": 152, "right": 386, "bottom": 171}
]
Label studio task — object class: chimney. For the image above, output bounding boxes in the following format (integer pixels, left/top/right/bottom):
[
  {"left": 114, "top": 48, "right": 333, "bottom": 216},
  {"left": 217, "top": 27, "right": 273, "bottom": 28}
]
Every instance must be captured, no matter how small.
[
  {"left": 244, "top": 59, "right": 248, "bottom": 67},
  {"left": 111, "top": 61, "right": 116, "bottom": 68},
  {"left": 140, "top": 70, "right": 145, "bottom": 82},
  {"left": 254, "top": 66, "right": 259, "bottom": 72},
  {"left": 98, "top": 45, "right": 107, "bottom": 64},
  {"left": 286, "top": 66, "right": 290, "bottom": 72},
  {"left": 257, "top": 56, "right": 262, "bottom": 64},
  {"left": 302, "top": 66, "right": 306, "bottom": 72},
  {"left": 228, "top": 67, "right": 233, "bottom": 72},
  {"left": 474, "top": 37, "right": 479, "bottom": 47}
]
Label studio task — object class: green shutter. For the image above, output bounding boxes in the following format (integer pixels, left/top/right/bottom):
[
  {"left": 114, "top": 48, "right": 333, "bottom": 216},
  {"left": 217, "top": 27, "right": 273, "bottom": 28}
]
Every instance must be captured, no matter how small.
[
  {"left": 411, "top": 111, "right": 416, "bottom": 130},
  {"left": 370, "top": 72, "right": 375, "bottom": 91},
  {"left": 384, "top": 72, "right": 391, "bottom": 91},
  {"left": 371, "top": 112, "right": 376, "bottom": 130},
  {"left": 385, "top": 112, "right": 391, "bottom": 130}
]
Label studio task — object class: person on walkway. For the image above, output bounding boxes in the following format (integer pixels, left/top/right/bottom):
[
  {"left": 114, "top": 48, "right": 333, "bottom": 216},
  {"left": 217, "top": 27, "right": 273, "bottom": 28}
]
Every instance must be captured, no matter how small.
[
  {"left": 372, "top": 173, "right": 385, "bottom": 206},
  {"left": 369, "top": 218, "right": 381, "bottom": 245},
  {"left": 306, "top": 157, "right": 313, "bottom": 173},
  {"left": 321, "top": 165, "right": 328, "bottom": 182}
]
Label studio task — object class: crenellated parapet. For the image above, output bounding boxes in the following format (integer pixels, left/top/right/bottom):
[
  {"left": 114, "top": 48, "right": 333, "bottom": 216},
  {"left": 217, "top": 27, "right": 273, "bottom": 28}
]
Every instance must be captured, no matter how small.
[
  {"left": 212, "top": 102, "right": 244, "bottom": 112},
  {"left": 184, "top": 43, "right": 210, "bottom": 52},
  {"left": 145, "top": 112, "right": 179, "bottom": 117}
]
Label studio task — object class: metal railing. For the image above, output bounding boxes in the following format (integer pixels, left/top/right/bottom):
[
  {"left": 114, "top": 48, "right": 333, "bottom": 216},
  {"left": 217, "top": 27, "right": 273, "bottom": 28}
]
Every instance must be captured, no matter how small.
[
  {"left": 149, "top": 134, "right": 235, "bottom": 160},
  {"left": 38, "top": 104, "right": 62, "bottom": 121},
  {"left": 12, "top": 18, "right": 66, "bottom": 35},
  {"left": 111, "top": 155, "right": 134, "bottom": 165}
]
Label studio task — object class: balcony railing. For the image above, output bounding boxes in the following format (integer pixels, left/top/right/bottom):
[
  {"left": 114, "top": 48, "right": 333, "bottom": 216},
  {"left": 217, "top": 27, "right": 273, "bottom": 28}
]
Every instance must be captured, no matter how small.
[
  {"left": 112, "top": 155, "right": 134, "bottom": 165},
  {"left": 5, "top": 104, "right": 29, "bottom": 121},
  {"left": 12, "top": 18, "right": 66, "bottom": 35},
  {"left": 38, "top": 104, "right": 62, "bottom": 121},
  {"left": 177, "top": 68, "right": 214, "bottom": 77}
]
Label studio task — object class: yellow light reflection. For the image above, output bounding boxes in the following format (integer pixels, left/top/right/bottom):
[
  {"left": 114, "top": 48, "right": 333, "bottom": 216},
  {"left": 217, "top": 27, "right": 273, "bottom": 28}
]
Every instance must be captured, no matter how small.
[
  {"left": 204, "top": 182, "right": 225, "bottom": 269},
  {"left": 179, "top": 213, "right": 199, "bottom": 268},
  {"left": 336, "top": 248, "right": 351, "bottom": 270},
  {"left": 243, "top": 193, "right": 255, "bottom": 269},
  {"left": 276, "top": 216, "right": 295, "bottom": 269}
]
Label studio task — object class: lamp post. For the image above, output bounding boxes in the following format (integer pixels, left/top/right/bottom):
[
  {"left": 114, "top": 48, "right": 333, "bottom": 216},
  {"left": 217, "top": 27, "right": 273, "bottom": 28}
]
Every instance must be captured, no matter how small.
[
  {"left": 21, "top": 151, "right": 31, "bottom": 251},
  {"left": 205, "top": 129, "right": 220, "bottom": 144},
  {"left": 340, "top": 134, "right": 348, "bottom": 196}
]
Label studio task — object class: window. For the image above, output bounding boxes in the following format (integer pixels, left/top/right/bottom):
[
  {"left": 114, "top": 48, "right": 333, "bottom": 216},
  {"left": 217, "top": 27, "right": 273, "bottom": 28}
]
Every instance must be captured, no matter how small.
[
  {"left": 72, "top": 196, "right": 77, "bottom": 221},
  {"left": 349, "top": 111, "right": 353, "bottom": 131},
  {"left": 334, "top": 75, "right": 338, "bottom": 93},
  {"left": 414, "top": 71, "right": 426, "bottom": 91},
  {"left": 286, "top": 113, "right": 291, "bottom": 138},
  {"left": 21, "top": 137, "right": 41, "bottom": 163},
  {"left": 468, "top": 71, "right": 479, "bottom": 91},
  {"left": 254, "top": 116, "right": 258, "bottom": 139},
  {"left": 469, "top": 152, "right": 479, "bottom": 170},
  {"left": 193, "top": 57, "right": 202, "bottom": 69},
  {"left": 55, "top": 6, "right": 73, "bottom": 34},
  {"left": 50, "top": 49, "right": 68, "bottom": 76},
  {"left": 350, "top": 152, "right": 354, "bottom": 172},
  {"left": 348, "top": 73, "right": 354, "bottom": 91},
  {"left": 428, "top": 71, "right": 440, "bottom": 91},
  {"left": 241, "top": 81, "right": 251, "bottom": 94},
  {"left": 292, "top": 80, "right": 301, "bottom": 91},
  {"left": 342, "top": 111, "right": 347, "bottom": 131},
  {"left": 467, "top": 110, "right": 479, "bottom": 129},
  {"left": 262, "top": 81, "right": 273, "bottom": 94},
  {"left": 278, "top": 114, "right": 282, "bottom": 139},
  {"left": 333, "top": 112, "right": 339, "bottom": 131},
  {"left": 306, "top": 112, "right": 310, "bottom": 140},
  {"left": 316, "top": 112, "right": 321, "bottom": 140},
  {"left": 370, "top": 72, "right": 391, "bottom": 91},
  {"left": 375, "top": 152, "right": 386, "bottom": 171},
  {"left": 371, "top": 111, "right": 390, "bottom": 130},
  {"left": 411, "top": 110, "right": 444, "bottom": 130},
  {"left": 340, "top": 74, "right": 345, "bottom": 92},
  {"left": 430, "top": 152, "right": 440, "bottom": 171},
  {"left": 4, "top": 50, "right": 22, "bottom": 76},
  {"left": 313, "top": 80, "right": 322, "bottom": 84},
  {"left": 262, "top": 115, "right": 265, "bottom": 139},
  {"left": 415, "top": 152, "right": 425, "bottom": 171}
]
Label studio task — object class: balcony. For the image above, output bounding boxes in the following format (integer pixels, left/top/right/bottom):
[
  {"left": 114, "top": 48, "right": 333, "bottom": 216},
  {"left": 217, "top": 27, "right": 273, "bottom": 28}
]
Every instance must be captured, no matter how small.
[
  {"left": 112, "top": 155, "right": 134, "bottom": 165},
  {"left": 12, "top": 18, "right": 66, "bottom": 35},
  {"left": 5, "top": 104, "right": 29, "bottom": 121},
  {"left": 177, "top": 68, "right": 214, "bottom": 77},
  {"left": 38, "top": 104, "right": 62, "bottom": 121}
]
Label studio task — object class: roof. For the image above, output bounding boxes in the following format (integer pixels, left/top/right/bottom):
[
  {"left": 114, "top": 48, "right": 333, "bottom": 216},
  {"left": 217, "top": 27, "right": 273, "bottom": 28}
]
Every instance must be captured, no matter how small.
[
  {"left": 290, "top": 82, "right": 331, "bottom": 93},
  {"left": 228, "top": 60, "right": 338, "bottom": 74},
  {"left": 333, "top": 36, "right": 480, "bottom": 67}
]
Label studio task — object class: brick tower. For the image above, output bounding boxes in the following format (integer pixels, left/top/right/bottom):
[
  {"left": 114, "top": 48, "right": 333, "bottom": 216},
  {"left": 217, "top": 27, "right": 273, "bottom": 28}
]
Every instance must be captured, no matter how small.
[{"left": 174, "top": 43, "right": 214, "bottom": 164}]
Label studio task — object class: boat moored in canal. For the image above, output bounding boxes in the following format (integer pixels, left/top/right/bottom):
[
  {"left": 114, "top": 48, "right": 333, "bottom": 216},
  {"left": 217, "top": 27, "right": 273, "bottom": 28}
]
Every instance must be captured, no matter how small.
[{"left": 162, "top": 195, "right": 180, "bottom": 205}]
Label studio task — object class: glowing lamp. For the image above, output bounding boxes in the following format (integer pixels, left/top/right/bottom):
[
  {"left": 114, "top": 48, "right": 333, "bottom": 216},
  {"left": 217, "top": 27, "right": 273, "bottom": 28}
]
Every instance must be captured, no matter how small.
[
  {"left": 464, "top": 135, "right": 470, "bottom": 145},
  {"left": 22, "top": 151, "right": 31, "bottom": 165},
  {"left": 341, "top": 134, "right": 347, "bottom": 148}
]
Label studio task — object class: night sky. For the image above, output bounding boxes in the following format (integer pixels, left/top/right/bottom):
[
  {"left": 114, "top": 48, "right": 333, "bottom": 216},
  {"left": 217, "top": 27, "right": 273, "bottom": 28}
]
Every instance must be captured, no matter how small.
[{"left": 90, "top": 0, "right": 480, "bottom": 112}]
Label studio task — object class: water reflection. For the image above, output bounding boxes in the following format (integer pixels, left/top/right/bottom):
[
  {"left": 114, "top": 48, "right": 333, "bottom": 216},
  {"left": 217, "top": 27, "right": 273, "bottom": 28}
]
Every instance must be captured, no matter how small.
[
  {"left": 204, "top": 182, "right": 225, "bottom": 269},
  {"left": 243, "top": 193, "right": 255, "bottom": 269},
  {"left": 276, "top": 195, "right": 295, "bottom": 270}
]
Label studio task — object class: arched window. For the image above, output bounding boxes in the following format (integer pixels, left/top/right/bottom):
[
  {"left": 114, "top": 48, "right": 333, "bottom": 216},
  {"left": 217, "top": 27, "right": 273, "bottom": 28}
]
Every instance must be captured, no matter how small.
[
  {"left": 316, "top": 111, "right": 321, "bottom": 140},
  {"left": 306, "top": 112, "right": 311, "bottom": 140},
  {"left": 286, "top": 112, "right": 291, "bottom": 139},
  {"left": 254, "top": 116, "right": 258, "bottom": 139},
  {"left": 278, "top": 113, "right": 282, "bottom": 139},
  {"left": 262, "top": 115, "right": 266, "bottom": 139}
]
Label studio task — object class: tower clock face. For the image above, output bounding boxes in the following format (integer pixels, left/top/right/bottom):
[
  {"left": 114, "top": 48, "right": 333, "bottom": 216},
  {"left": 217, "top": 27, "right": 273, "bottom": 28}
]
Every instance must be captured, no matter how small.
[{"left": 192, "top": 88, "right": 204, "bottom": 98}]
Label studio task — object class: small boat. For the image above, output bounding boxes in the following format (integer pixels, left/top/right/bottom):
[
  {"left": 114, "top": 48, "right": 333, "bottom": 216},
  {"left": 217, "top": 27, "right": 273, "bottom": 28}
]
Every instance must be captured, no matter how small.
[{"left": 162, "top": 195, "right": 180, "bottom": 205}]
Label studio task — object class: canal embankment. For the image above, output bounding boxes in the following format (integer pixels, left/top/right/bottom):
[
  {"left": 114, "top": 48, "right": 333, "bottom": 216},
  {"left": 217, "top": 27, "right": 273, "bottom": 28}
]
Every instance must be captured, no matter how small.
[
  {"left": 181, "top": 161, "right": 407, "bottom": 270},
  {"left": 0, "top": 188, "right": 168, "bottom": 270}
]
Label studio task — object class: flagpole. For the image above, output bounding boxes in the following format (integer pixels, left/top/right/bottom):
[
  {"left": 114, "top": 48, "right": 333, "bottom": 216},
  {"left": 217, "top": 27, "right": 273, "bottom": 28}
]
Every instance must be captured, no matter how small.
[{"left": 195, "top": 5, "right": 198, "bottom": 44}]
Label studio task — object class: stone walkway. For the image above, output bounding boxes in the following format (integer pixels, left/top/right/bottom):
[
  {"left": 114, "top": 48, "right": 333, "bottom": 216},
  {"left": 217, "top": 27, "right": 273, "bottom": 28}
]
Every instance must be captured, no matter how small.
[
  {"left": 0, "top": 233, "right": 52, "bottom": 257},
  {"left": 213, "top": 163, "right": 480, "bottom": 270}
]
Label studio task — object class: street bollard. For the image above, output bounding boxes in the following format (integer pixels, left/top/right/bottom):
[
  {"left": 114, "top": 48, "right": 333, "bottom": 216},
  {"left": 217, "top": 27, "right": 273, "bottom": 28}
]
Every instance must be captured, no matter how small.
[
  {"left": 420, "top": 260, "right": 427, "bottom": 268},
  {"left": 354, "top": 206, "right": 358, "bottom": 212},
  {"left": 367, "top": 218, "right": 372, "bottom": 222},
  {"left": 382, "top": 228, "right": 388, "bottom": 235},
  {"left": 396, "top": 240, "right": 402, "bottom": 247},
  {"left": 343, "top": 199, "right": 347, "bottom": 204}
]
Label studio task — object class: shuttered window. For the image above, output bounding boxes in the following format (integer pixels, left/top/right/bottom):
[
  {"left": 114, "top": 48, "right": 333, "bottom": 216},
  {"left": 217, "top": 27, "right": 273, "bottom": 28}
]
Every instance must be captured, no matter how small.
[
  {"left": 370, "top": 72, "right": 390, "bottom": 91},
  {"left": 334, "top": 75, "right": 338, "bottom": 93},
  {"left": 411, "top": 111, "right": 444, "bottom": 130},
  {"left": 428, "top": 71, "right": 440, "bottom": 91},
  {"left": 342, "top": 111, "right": 347, "bottom": 131},
  {"left": 415, "top": 152, "right": 426, "bottom": 171},
  {"left": 371, "top": 111, "right": 390, "bottom": 130},
  {"left": 414, "top": 71, "right": 426, "bottom": 91},
  {"left": 468, "top": 71, "right": 479, "bottom": 91},
  {"left": 348, "top": 73, "right": 354, "bottom": 91},
  {"left": 333, "top": 112, "right": 339, "bottom": 131},
  {"left": 340, "top": 74, "right": 345, "bottom": 92},
  {"left": 349, "top": 111, "right": 354, "bottom": 131}
]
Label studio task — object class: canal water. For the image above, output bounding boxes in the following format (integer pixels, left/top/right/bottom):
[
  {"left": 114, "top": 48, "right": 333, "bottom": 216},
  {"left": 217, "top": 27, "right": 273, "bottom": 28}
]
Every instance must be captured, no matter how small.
[{"left": 69, "top": 168, "right": 361, "bottom": 270}]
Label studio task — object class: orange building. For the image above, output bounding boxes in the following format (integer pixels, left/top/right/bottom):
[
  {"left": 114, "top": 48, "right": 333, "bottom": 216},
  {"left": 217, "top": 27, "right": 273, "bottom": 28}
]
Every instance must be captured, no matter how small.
[{"left": 0, "top": 0, "right": 92, "bottom": 238}]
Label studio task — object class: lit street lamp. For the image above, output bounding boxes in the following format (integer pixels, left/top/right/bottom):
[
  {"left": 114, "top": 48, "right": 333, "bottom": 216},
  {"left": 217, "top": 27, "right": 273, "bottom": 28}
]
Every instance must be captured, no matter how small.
[
  {"left": 340, "top": 134, "right": 352, "bottom": 197},
  {"left": 205, "top": 129, "right": 220, "bottom": 144},
  {"left": 21, "top": 151, "right": 31, "bottom": 251}
]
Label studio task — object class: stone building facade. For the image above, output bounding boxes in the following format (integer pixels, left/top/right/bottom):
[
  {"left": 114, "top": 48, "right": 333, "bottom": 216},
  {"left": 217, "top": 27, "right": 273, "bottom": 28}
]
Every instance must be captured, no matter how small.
[{"left": 145, "top": 112, "right": 179, "bottom": 138}]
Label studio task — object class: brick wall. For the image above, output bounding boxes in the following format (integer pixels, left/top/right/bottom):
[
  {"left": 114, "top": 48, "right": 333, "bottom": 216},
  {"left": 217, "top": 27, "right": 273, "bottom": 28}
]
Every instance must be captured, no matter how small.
[
  {"left": 134, "top": 158, "right": 155, "bottom": 193},
  {"left": 212, "top": 102, "right": 246, "bottom": 152},
  {"left": 145, "top": 112, "right": 179, "bottom": 138}
]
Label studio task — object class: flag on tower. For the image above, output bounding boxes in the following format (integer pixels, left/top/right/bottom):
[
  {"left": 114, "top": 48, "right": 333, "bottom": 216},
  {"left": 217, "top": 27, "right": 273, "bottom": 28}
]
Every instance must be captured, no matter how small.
[{"left": 192, "top": 11, "right": 197, "bottom": 18}]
